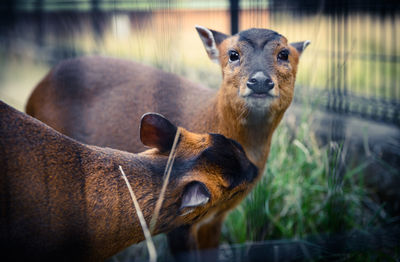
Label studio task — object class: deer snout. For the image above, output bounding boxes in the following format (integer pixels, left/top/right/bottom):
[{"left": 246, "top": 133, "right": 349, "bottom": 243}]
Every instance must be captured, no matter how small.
[{"left": 246, "top": 72, "right": 275, "bottom": 94}]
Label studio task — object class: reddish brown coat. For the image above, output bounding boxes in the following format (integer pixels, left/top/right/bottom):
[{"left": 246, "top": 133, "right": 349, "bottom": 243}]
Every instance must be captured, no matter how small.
[
  {"left": 26, "top": 27, "right": 309, "bottom": 253},
  {"left": 0, "top": 101, "right": 256, "bottom": 261}
]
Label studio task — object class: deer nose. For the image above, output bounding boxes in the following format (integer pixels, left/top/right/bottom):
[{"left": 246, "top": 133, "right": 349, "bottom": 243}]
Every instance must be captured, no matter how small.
[{"left": 246, "top": 72, "right": 275, "bottom": 93}]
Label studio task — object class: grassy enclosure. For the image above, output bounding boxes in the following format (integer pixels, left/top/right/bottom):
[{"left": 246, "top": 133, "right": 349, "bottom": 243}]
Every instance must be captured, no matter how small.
[
  {"left": 0, "top": 0, "right": 399, "bottom": 261},
  {"left": 222, "top": 108, "right": 387, "bottom": 240}
]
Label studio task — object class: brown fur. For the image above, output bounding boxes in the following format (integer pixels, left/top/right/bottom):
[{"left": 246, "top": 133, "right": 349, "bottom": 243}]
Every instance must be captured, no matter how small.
[
  {"left": 26, "top": 27, "right": 308, "bottom": 254},
  {"left": 0, "top": 101, "right": 256, "bottom": 261}
]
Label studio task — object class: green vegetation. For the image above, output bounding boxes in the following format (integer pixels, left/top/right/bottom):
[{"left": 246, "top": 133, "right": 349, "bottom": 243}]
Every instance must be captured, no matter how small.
[
  {"left": 220, "top": 103, "right": 396, "bottom": 260},
  {"left": 223, "top": 115, "right": 369, "bottom": 242}
]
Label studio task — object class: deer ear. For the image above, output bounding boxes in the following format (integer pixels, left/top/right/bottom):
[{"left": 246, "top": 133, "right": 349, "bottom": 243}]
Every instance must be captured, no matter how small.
[
  {"left": 140, "top": 113, "right": 178, "bottom": 152},
  {"left": 290, "top": 40, "right": 311, "bottom": 56},
  {"left": 180, "top": 182, "right": 210, "bottom": 214},
  {"left": 195, "top": 25, "right": 228, "bottom": 65}
]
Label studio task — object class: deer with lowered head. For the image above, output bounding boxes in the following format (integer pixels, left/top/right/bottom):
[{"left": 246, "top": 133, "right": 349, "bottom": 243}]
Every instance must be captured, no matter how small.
[
  {"left": 26, "top": 26, "right": 309, "bottom": 255},
  {"left": 0, "top": 101, "right": 257, "bottom": 261}
]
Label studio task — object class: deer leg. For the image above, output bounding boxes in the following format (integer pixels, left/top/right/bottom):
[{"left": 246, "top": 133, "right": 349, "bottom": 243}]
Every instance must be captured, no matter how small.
[
  {"left": 167, "top": 225, "right": 198, "bottom": 261},
  {"left": 195, "top": 214, "right": 226, "bottom": 262}
]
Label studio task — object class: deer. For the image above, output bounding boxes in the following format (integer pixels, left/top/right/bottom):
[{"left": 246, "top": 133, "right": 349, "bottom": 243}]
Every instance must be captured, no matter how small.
[
  {"left": 0, "top": 100, "right": 257, "bottom": 261},
  {"left": 26, "top": 26, "right": 309, "bottom": 256}
]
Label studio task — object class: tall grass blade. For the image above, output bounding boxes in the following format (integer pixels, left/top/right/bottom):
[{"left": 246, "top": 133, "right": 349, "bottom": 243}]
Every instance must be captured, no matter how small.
[
  {"left": 119, "top": 165, "right": 157, "bottom": 262},
  {"left": 150, "top": 128, "right": 181, "bottom": 233}
]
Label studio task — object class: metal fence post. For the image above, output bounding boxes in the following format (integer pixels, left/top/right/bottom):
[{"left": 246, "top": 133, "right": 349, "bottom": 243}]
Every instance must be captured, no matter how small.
[{"left": 230, "top": 0, "right": 240, "bottom": 35}]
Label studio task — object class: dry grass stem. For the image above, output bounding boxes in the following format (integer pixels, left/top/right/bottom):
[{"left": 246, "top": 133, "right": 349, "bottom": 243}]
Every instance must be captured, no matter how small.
[
  {"left": 119, "top": 165, "right": 157, "bottom": 262},
  {"left": 150, "top": 128, "right": 181, "bottom": 233}
]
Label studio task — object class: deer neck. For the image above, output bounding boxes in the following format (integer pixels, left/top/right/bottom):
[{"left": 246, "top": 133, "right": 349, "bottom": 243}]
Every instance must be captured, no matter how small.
[
  {"left": 199, "top": 90, "right": 285, "bottom": 173},
  {"left": 84, "top": 150, "right": 169, "bottom": 259}
]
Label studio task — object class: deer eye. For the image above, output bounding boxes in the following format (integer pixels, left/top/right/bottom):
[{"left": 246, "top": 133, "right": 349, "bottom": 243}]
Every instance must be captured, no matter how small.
[
  {"left": 277, "top": 50, "right": 289, "bottom": 61},
  {"left": 228, "top": 50, "right": 240, "bottom": 62}
]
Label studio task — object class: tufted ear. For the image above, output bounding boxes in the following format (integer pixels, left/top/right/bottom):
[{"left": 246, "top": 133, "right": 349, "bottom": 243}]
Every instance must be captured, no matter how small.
[
  {"left": 290, "top": 40, "right": 311, "bottom": 56},
  {"left": 195, "top": 25, "right": 229, "bottom": 65},
  {"left": 140, "top": 113, "right": 177, "bottom": 152},
  {"left": 180, "top": 181, "right": 210, "bottom": 214}
]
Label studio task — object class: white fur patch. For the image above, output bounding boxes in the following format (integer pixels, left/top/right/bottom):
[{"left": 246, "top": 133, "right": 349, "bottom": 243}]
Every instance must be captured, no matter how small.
[
  {"left": 303, "top": 40, "right": 311, "bottom": 50},
  {"left": 241, "top": 87, "right": 253, "bottom": 97},
  {"left": 252, "top": 71, "right": 267, "bottom": 79}
]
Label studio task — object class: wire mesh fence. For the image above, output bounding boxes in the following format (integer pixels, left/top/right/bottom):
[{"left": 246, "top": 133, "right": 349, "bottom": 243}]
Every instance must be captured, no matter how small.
[
  {"left": 266, "top": 2, "right": 400, "bottom": 125},
  {"left": 1, "top": 0, "right": 398, "bottom": 125}
]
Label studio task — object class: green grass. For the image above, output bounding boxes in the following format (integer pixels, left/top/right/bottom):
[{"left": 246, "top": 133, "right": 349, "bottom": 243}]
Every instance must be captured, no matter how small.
[{"left": 220, "top": 103, "right": 396, "bottom": 260}]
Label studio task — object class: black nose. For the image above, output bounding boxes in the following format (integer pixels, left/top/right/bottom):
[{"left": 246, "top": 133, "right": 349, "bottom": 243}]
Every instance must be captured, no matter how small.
[{"left": 246, "top": 73, "right": 274, "bottom": 93}]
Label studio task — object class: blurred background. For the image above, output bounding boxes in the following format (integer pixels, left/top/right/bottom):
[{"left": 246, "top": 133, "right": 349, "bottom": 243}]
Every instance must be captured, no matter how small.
[{"left": 0, "top": 0, "right": 399, "bottom": 261}]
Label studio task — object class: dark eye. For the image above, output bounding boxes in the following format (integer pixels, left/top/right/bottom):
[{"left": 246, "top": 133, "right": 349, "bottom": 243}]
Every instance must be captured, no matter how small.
[
  {"left": 277, "top": 50, "right": 289, "bottom": 61},
  {"left": 228, "top": 50, "right": 240, "bottom": 62}
]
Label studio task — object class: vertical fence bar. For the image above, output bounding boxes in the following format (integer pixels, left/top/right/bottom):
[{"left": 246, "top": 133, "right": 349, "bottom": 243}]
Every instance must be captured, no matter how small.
[
  {"left": 374, "top": 13, "right": 380, "bottom": 119},
  {"left": 327, "top": 11, "right": 331, "bottom": 111},
  {"left": 333, "top": 8, "right": 338, "bottom": 112},
  {"left": 391, "top": 12, "right": 399, "bottom": 124},
  {"left": 356, "top": 11, "right": 361, "bottom": 115},
  {"left": 230, "top": 0, "right": 239, "bottom": 35},
  {"left": 368, "top": 13, "right": 374, "bottom": 118},
  {"left": 382, "top": 4, "right": 389, "bottom": 122},
  {"left": 34, "top": 0, "right": 44, "bottom": 48},
  {"left": 362, "top": 10, "right": 367, "bottom": 117},
  {"left": 343, "top": 4, "right": 349, "bottom": 114},
  {"left": 339, "top": 7, "right": 344, "bottom": 114},
  {"left": 91, "top": 0, "right": 104, "bottom": 42},
  {"left": 267, "top": 1, "right": 399, "bottom": 125}
]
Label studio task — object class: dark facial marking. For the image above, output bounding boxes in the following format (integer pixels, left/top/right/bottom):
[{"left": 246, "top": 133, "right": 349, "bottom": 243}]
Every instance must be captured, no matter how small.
[
  {"left": 236, "top": 29, "right": 284, "bottom": 79},
  {"left": 228, "top": 138, "right": 246, "bottom": 154},
  {"left": 238, "top": 36, "right": 256, "bottom": 49},
  {"left": 200, "top": 134, "right": 258, "bottom": 188},
  {"left": 144, "top": 156, "right": 194, "bottom": 181},
  {"left": 238, "top": 28, "right": 282, "bottom": 50}
]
